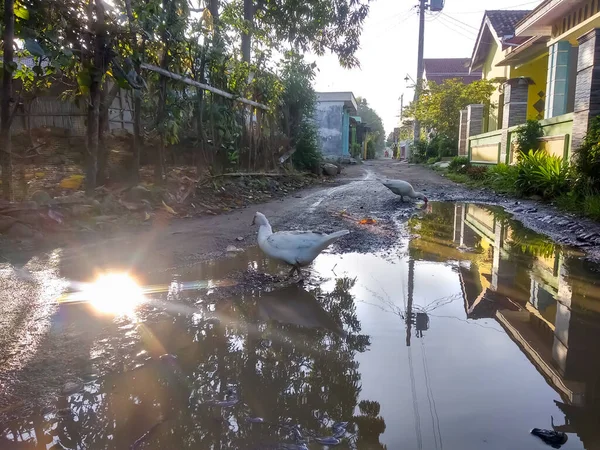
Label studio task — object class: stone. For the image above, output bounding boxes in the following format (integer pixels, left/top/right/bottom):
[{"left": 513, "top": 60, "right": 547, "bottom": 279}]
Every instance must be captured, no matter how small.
[
  {"left": 322, "top": 163, "right": 338, "bottom": 176},
  {"left": 0, "top": 215, "right": 17, "bottom": 233},
  {"left": 30, "top": 190, "right": 53, "bottom": 205},
  {"left": 125, "top": 185, "right": 152, "bottom": 202},
  {"left": 236, "top": 236, "right": 244, "bottom": 242},
  {"left": 62, "top": 381, "right": 83, "bottom": 395},
  {"left": 7, "top": 223, "right": 35, "bottom": 239},
  {"left": 71, "top": 204, "right": 94, "bottom": 217}
]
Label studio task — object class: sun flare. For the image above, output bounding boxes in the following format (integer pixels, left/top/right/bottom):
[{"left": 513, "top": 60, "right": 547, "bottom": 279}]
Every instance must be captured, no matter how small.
[{"left": 83, "top": 273, "right": 144, "bottom": 315}]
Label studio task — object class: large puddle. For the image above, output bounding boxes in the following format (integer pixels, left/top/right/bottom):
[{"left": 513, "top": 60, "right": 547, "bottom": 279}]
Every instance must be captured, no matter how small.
[{"left": 2, "top": 202, "right": 600, "bottom": 449}]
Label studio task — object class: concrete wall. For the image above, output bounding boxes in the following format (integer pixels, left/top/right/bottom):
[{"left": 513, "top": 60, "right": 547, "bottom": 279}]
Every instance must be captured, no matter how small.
[
  {"left": 315, "top": 101, "right": 345, "bottom": 158},
  {"left": 512, "top": 53, "right": 549, "bottom": 120}
]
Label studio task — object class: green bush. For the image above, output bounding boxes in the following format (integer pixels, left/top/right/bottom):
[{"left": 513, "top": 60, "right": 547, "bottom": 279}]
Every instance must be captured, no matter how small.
[
  {"left": 485, "top": 163, "right": 518, "bottom": 193},
  {"left": 515, "top": 150, "right": 569, "bottom": 199},
  {"left": 514, "top": 120, "right": 543, "bottom": 154},
  {"left": 292, "top": 119, "right": 321, "bottom": 171},
  {"left": 432, "top": 134, "right": 458, "bottom": 158},
  {"left": 448, "top": 156, "right": 470, "bottom": 172},
  {"left": 350, "top": 142, "right": 362, "bottom": 159},
  {"left": 466, "top": 166, "right": 488, "bottom": 180},
  {"left": 366, "top": 139, "right": 376, "bottom": 159},
  {"left": 427, "top": 156, "right": 441, "bottom": 165},
  {"left": 584, "top": 194, "right": 600, "bottom": 221},
  {"left": 573, "top": 115, "right": 600, "bottom": 193}
]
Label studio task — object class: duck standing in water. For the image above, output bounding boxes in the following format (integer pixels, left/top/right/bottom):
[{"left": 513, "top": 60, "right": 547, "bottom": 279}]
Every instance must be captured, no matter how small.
[
  {"left": 380, "top": 178, "right": 428, "bottom": 204},
  {"left": 252, "top": 212, "right": 349, "bottom": 279}
]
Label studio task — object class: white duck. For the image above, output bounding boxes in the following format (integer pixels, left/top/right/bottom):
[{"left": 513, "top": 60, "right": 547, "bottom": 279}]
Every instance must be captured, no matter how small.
[
  {"left": 380, "top": 178, "right": 428, "bottom": 203},
  {"left": 252, "top": 212, "right": 350, "bottom": 278}
]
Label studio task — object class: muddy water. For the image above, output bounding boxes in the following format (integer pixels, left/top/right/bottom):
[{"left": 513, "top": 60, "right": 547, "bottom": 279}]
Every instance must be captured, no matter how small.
[{"left": 2, "top": 202, "right": 600, "bottom": 449}]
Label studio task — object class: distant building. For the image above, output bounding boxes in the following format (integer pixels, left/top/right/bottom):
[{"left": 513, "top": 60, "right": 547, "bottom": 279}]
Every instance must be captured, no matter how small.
[
  {"left": 423, "top": 58, "right": 482, "bottom": 85},
  {"left": 314, "top": 92, "right": 359, "bottom": 159}
]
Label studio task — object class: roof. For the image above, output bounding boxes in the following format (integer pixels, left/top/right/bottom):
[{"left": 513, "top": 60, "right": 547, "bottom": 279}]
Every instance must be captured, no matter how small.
[
  {"left": 470, "top": 10, "right": 533, "bottom": 72},
  {"left": 315, "top": 91, "right": 358, "bottom": 114},
  {"left": 423, "top": 58, "right": 482, "bottom": 84},
  {"left": 487, "top": 10, "right": 532, "bottom": 37},
  {"left": 515, "top": 0, "right": 582, "bottom": 36},
  {"left": 496, "top": 35, "right": 550, "bottom": 66}
]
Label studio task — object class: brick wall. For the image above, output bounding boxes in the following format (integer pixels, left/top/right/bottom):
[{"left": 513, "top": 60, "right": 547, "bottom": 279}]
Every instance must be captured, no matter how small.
[
  {"left": 502, "top": 80, "right": 528, "bottom": 128},
  {"left": 573, "top": 28, "right": 600, "bottom": 150}
]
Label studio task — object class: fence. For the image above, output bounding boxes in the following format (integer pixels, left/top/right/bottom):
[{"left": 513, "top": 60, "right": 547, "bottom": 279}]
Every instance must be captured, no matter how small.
[{"left": 11, "top": 84, "right": 134, "bottom": 137}]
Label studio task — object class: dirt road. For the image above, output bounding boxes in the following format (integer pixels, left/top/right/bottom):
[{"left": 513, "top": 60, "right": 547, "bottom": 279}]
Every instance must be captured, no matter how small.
[
  {"left": 3, "top": 158, "right": 600, "bottom": 422},
  {"left": 46, "top": 160, "right": 600, "bottom": 280}
]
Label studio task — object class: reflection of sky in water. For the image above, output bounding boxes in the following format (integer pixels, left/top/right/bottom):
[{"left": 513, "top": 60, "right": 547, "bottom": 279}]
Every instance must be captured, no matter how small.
[
  {"left": 4, "top": 202, "right": 600, "bottom": 449},
  {"left": 314, "top": 252, "right": 584, "bottom": 450}
]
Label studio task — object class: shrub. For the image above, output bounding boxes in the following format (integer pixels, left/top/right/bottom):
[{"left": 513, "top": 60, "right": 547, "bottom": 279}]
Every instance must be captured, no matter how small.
[
  {"left": 292, "top": 119, "right": 321, "bottom": 171},
  {"left": 448, "top": 156, "right": 470, "bottom": 173},
  {"left": 350, "top": 142, "right": 362, "bottom": 159},
  {"left": 573, "top": 115, "right": 600, "bottom": 193},
  {"left": 466, "top": 166, "right": 488, "bottom": 180},
  {"left": 515, "top": 150, "right": 569, "bottom": 199},
  {"left": 514, "top": 120, "right": 543, "bottom": 154},
  {"left": 485, "top": 163, "right": 518, "bottom": 193},
  {"left": 431, "top": 134, "right": 458, "bottom": 158},
  {"left": 584, "top": 194, "right": 600, "bottom": 221},
  {"left": 427, "top": 156, "right": 441, "bottom": 165}
]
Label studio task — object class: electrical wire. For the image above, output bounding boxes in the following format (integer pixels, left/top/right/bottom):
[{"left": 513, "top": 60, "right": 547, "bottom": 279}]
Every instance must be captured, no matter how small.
[
  {"left": 434, "top": 14, "right": 479, "bottom": 40},
  {"left": 440, "top": 12, "right": 480, "bottom": 31},
  {"left": 450, "top": 0, "right": 542, "bottom": 14}
]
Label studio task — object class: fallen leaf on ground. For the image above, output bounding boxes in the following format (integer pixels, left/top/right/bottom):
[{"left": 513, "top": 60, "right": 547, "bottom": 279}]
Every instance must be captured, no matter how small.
[
  {"left": 162, "top": 200, "right": 177, "bottom": 215},
  {"left": 359, "top": 218, "right": 377, "bottom": 225}
]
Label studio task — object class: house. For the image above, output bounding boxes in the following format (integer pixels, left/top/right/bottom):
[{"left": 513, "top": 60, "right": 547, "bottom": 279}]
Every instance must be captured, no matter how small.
[
  {"left": 314, "top": 92, "right": 359, "bottom": 160},
  {"left": 468, "top": 10, "right": 537, "bottom": 133},
  {"left": 423, "top": 58, "right": 482, "bottom": 85},
  {"left": 460, "top": 1, "right": 600, "bottom": 164}
]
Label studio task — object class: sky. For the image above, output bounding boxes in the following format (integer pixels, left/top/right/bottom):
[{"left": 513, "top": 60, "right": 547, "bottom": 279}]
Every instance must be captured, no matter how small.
[{"left": 308, "top": 0, "right": 543, "bottom": 135}]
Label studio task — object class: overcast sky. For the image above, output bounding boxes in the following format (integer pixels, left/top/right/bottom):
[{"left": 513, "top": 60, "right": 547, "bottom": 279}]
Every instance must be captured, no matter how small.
[{"left": 309, "top": 0, "right": 542, "bottom": 135}]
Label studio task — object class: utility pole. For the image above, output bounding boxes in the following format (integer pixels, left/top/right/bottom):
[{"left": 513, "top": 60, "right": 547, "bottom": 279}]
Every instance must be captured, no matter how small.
[
  {"left": 413, "top": 0, "right": 426, "bottom": 145},
  {"left": 400, "top": 93, "right": 404, "bottom": 123},
  {"left": 406, "top": 258, "right": 415, "bottom": 347}
]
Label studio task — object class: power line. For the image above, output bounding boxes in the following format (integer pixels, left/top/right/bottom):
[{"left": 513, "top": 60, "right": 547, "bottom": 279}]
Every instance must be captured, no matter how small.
[
  {"left": 440, "top": 12, "right": 480, "bottom": 31},
  {"left": 450, "top": 0, "right": 542, "bottom": 14},
  {"left": 435, "top": 14, "right": 478, "bottom": 40}
]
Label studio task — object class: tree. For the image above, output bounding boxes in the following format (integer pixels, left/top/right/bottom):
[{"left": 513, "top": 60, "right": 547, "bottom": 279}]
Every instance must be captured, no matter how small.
[
  {"left": 229, "top": 0, "right": 370, "bottom": 67},
  {"left": 405, "top": 78, "right": 496, "bottom": 141},
  {"left": 1, "top": 0, "right": 16, "bottom": 199},
  {"left": 356, "top": 97, "right": 385, "bottom": 152}
]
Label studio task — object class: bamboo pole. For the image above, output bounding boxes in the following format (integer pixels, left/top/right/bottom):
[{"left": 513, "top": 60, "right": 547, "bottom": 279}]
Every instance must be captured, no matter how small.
[{"left": 140, "top": 63, "right": 268, "bottom": 110}]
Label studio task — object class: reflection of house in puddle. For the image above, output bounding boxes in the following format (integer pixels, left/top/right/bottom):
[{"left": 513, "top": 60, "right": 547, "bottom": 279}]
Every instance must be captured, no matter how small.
[{"left": 450, "top": 203, "right": 600, "bottom": 447}]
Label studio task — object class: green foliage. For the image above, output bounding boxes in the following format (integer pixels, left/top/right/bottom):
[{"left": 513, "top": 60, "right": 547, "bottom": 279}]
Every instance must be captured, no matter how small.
[
  {"left": 465, "top": 166, "right": 488, "bottom": 180},
  {"left": 405, "top": 78, "right": 497, "bottom": 140},
  {"left": 448, "top": 156, "right": 470, "bottom": 172},
  {"left": 292, "top": 119, "right": 321, "bottom": 171},
  {"left": 426, "top": 156, "right": 440, "bottom": 165},
  {"left": 350, "top": 142, "right": 362, "bottom": 158},
  {"left": 485, "top": 163, "right": 518, "bottom": 193},
  {"left": 584, "top": 194, "right": 600, "bottom": 220},
  {"left": 514, "top": 120, "right": 543, "bottom": 154},
  {"left": 356, "top": 97, "right": 385, "bottom": 152},
  {"left": 515, "top": 150, "right": 569, "bottom": 199},
  {"left": 573, "top": 115, "right": 600, "bottom": 193},
  {"left": 366, "top": 139, "right": 376, "bottom": 159}
]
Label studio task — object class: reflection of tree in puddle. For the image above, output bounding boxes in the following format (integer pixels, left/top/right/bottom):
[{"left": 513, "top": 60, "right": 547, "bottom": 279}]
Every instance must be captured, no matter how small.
[{"left": 1, "top": 276, "right": 387, "bottom": 449}]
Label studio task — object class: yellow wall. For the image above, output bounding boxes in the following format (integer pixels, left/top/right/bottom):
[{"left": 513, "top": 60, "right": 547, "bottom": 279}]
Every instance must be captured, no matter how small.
[
  {"left": 512, "top": 54, "right": 549, "bottom": 121},
  {"left": 482, "top": 40, "right": 510, "bottom": 132}
]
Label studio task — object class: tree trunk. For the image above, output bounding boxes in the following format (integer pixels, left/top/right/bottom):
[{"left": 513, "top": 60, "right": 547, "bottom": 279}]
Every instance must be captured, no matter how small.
[
  {"left": 241, "top": 0, "right": 253, "bottom": 63},
  {"left": 155, "top": 0, "right": 172, "bottom": 183},
  {"left": 85, "top": 0, "right": 107, "bottom": 195},
  {"left": 125, "top": 0, "right": 142, "bottom": 182},
  {"left": 1, "top": 0, "right": 15, "bottom": 200},
  {"left": 96, "top": 81, "right": 113, "bottom": 185}
]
